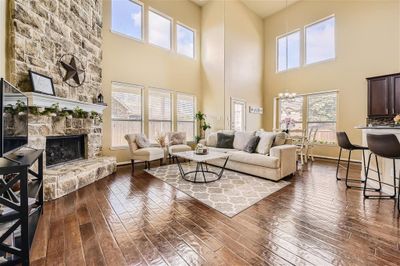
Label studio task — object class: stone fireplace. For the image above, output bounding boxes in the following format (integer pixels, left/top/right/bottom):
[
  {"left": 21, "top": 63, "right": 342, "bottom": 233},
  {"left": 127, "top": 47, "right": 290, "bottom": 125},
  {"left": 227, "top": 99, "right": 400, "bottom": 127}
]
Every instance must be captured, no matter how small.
[
  {"left": 26, "top": 95, "right": 116, "bottom": 200},
  {"left": 6, "top": 0, "right": 117, "bottom": 200},
  {"left": 46, "top": 134, "right": 86, "bottom": 167}
]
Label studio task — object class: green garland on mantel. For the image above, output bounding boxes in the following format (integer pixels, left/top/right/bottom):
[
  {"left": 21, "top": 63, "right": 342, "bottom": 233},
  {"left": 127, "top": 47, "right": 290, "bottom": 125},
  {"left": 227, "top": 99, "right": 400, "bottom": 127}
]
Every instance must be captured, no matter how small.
[{"left": 6, "top": 101, "right": 103, "bottom": 123}]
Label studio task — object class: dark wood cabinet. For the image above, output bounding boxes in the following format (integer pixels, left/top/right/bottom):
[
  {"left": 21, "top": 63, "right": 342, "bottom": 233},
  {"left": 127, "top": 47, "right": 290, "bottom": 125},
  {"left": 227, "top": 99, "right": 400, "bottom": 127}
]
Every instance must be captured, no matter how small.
[{"left": 367, "top": 73, "right": 400, "bottom": 117}]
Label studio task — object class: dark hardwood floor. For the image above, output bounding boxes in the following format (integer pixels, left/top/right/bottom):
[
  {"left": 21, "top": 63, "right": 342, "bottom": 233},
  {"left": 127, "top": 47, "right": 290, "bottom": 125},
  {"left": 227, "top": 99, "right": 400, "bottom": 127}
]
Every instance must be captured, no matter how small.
[{"left": 30, "top": 159, "right": 400, "bottom": 266}]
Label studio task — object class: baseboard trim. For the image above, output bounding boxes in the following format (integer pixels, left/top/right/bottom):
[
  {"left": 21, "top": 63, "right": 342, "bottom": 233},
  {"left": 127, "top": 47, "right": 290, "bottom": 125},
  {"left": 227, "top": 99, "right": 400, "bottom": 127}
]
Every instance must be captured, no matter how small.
[{"left": 314, "top": 155, "right": 361, "bottom": 164}]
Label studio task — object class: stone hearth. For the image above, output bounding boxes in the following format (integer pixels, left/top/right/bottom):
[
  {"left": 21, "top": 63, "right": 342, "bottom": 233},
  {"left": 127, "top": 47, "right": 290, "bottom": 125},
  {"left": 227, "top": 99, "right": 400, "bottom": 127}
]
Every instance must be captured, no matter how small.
[{"left": 44, "top": 156, "right": 116, "bottom": 200}]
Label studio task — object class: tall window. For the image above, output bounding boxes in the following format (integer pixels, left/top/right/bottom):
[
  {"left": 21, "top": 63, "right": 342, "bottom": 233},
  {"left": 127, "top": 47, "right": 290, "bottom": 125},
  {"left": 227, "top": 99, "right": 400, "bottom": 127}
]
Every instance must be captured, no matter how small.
[
  {"left": 279, "top": 97, "right": 303, "bottom": 131},
  {"left": 111, "top": 0, "right": 143, "bottom": 40},
  {"left": 277, "top": 91, "right": 337, "bottom": 144},
  {"left": 307, "top": 92, "right": 337, "bottom": 144},
  {"left": 111, "top": 82, "right": 143, "bottom": 148},
  {"left": 277, "top": 31, "right": 300, "bottom": 72},
  {"left": 148, "top": 89, "right": 172, "bottom": 141},
  {"left": 177, "top": 93, "right": 196, "bottom": 141},
  {"left": 148, "top": 10, "right": 171, "bottom": 50},
  {"left": 305, "top": 15, "right": 335, "bottom": 64},
  {"left": 177, "top": 24, "right": 195, "bottom": 58},
  {"left": 231, "top": 99, "right": 246, "bottom": 131}
]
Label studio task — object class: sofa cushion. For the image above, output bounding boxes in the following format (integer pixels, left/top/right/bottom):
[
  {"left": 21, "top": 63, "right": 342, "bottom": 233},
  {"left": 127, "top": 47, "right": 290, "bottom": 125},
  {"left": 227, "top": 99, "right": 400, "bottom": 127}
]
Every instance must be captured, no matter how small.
[
  {"left": 169, "top": 144, "right": 191, "bottom": 154},
  {"left": 217, "top": 133, "right": 234, "bottom": 148},
  {"left": 243, "top": 136, "right": 260, "bottom": 153},
  {"left": 256, "top": 132, "right": 275, "bottom": 155},
  {"left": 233, "top": 131, "right": 255, "bottom": 150},
  {"left": 206, "top": 132, "right": 218, "bottom": 147},
  {"left": 169, "top": 132, "right": 186, "bottom": 145},
  {"left": 136, "top": 134, "right": 150, "bottom": 148},
  {"left": 228, "top": 151, "right": 279, "bottom": 169},
  {"left": 273, "top": 132, "right": 288, "bottom": 146},
  {"left": 132, "top": 147, "right": 164, "bottom": 161}
]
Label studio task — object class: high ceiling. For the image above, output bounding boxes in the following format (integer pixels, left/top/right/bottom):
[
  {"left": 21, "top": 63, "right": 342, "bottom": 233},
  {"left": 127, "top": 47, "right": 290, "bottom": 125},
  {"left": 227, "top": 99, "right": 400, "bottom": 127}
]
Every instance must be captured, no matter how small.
[{"left": 190, "top": 0, "right": 300, "bottom": 18}]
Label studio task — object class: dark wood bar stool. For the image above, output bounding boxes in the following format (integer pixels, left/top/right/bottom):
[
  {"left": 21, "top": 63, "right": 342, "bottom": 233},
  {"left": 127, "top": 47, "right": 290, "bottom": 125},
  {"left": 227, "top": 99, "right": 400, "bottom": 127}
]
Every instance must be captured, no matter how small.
[
  {"left": 364, "top": 134, "right": 399, "bottom": 208},
  {"left": 336, "top": 132, "right": 369, "bottom": 189}
]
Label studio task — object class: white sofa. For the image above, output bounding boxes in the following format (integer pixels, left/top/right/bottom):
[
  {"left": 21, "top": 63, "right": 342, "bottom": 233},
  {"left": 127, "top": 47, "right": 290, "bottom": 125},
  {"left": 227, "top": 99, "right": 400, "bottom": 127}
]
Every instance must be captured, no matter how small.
[{"left": 200, "top": 131, "right": 297, "bottom": 181}]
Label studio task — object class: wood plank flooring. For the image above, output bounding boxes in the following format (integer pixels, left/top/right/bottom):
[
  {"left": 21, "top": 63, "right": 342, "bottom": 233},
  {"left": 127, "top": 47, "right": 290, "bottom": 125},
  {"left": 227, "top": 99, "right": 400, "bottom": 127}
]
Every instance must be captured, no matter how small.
[{"left": 30, "top": 160, "right": 400, "bottom": 266}]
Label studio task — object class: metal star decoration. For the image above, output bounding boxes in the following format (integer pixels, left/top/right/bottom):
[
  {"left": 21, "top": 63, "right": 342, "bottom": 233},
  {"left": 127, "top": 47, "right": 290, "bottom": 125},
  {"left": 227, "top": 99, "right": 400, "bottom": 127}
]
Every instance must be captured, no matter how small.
[{"left": 58, "top": 54, "right": 86, "bottom": 87}]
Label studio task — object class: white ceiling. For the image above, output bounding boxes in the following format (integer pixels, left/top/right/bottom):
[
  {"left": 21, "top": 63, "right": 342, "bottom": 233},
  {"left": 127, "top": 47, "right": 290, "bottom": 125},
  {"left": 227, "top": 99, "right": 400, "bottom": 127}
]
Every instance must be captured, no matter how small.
[{"left": 190, "top": 0, "right": 300, "bottom": 18}]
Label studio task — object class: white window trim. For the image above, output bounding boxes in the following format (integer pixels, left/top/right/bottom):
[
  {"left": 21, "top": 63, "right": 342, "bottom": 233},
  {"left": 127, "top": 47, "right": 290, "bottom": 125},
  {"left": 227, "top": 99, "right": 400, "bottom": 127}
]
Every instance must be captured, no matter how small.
[
  {"left": 110, "top": 0, "right": 145, "bottom": 43},
  {"left": 110, "top": 81, "right": 144, "bottom": 150},
  {"left": 304, "top": 14, "right": 336, "bottom": 66},
  {"left": 276, "top": 29, "right": 301, "bottom": 73},
  {"left": 230, "top": 98, "right": 247, "bottom": 131},
  {"left": 148, "top": 7, "right": 173, "bottom": 51},
  {"left": 176, "top": 92, "right": 197, "bottom": 141},
  {"left": 176, "top": 22, "right": 196, "bottom": 59}
]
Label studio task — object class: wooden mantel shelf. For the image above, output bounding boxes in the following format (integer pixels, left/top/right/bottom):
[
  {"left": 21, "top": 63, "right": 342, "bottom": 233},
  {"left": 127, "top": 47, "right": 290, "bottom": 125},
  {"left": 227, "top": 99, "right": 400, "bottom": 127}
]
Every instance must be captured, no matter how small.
[{"left": 25, "top": 92, "right": 107, "bottom": 113}]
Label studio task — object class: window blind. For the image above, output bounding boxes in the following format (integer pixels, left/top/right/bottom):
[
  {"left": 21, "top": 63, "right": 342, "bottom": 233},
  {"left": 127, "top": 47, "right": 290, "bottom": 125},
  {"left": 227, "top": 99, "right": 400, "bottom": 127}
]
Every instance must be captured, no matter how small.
[
  {"left": 177, "top": 93, "right": 195, "bottom": 141},
  {"left": 111, "top": 82, "right": 143, "bottom": 147},
  {"left": 148, "top": 89, "right": 172, "bottom": 141}
]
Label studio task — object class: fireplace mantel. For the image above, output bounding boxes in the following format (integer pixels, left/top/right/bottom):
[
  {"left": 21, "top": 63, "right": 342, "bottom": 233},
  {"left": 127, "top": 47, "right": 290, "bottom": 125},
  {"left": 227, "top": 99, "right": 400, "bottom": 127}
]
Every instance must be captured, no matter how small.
[{"left": 25, "top": 92, "right": 107, "bottom": 113}]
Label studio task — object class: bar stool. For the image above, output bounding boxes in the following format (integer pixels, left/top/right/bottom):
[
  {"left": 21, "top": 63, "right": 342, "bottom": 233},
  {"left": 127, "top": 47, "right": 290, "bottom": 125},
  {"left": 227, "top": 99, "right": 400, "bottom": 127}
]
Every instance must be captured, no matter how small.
[
  {"left": 364, "top": 134, "right": 399, "bottom": 208},
  {"left": 336, "top": 132, "right": 369, "bottom": 189}
]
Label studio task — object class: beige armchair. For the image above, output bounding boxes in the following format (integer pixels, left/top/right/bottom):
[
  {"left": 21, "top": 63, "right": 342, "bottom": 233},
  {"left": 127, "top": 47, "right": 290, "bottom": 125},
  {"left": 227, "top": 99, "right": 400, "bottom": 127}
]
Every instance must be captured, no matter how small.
[
  {"left": 166, "top": 132, "right": 192, "bottom": 162},
  {"left": 125, "top": 134, "right": 164, "bottom": 173}
]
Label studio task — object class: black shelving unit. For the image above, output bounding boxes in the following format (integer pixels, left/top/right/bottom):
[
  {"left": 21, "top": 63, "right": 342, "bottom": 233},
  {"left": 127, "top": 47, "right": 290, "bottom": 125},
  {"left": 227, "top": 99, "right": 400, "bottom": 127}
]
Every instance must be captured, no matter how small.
[{"left": 0, "top": 149, "right": 44, "bottom": 266}]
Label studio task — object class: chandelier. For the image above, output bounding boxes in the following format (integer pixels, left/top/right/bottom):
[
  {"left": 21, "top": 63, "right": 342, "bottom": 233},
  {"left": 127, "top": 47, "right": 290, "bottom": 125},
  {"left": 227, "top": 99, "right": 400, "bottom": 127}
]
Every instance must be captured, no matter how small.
[{"left": 278, "top": 91, "right": 297, "bottom": 99}]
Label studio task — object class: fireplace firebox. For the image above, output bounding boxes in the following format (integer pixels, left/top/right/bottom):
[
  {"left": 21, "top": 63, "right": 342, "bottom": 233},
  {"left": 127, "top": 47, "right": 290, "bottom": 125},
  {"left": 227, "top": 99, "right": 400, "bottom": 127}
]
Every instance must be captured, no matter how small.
[{"left": 46, "top": 135, "right": 86, "bottom": 167}]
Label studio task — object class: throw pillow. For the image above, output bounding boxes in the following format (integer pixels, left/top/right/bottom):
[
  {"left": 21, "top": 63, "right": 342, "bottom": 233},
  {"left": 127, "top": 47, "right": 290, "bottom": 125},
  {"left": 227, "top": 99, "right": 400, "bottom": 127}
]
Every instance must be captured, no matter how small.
[
  {"left": 169, "top": 132, "right": 186, "bottom": 145},
  {"left": 273, "top": 132, "right": 288, "bottom": 146},
  {"left": 243, "top": 136, "right": 260, "bottom": 153},
  {"left": 255, "top": 132, "right": 275, "bottom": 154},
  {"left": 136, "top": 134, "right": 150, "bottom": 148},
  {"left": 233, "top": 131, "right": 255, "bottom": 150},
  {"left": 216, "top": 133, "right": 235, "bottom": 149},
  {"left": 206, "top": 132, "right": 218, "bottom": 147}
]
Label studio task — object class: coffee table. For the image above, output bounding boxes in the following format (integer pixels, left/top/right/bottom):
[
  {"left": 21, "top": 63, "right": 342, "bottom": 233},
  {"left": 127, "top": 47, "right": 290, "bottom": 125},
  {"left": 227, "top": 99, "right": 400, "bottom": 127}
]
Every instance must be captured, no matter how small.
[{"left": 172, "top": 151, "right": 229, "bottom": 183}]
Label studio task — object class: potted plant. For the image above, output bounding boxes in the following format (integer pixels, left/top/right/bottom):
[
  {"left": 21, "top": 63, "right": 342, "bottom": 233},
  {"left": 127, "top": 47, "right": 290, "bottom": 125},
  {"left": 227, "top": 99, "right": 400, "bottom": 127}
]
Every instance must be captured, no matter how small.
[
  {"left": 194, "top": 111, "right": 211, "bottom": 143},
  {"left": 282, "top": 117, "right": 295, "bottom": 133}
]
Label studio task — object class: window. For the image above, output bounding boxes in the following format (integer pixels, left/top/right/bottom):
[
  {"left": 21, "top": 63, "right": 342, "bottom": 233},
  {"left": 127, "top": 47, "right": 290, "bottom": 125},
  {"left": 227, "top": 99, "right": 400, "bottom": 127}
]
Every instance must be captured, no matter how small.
[
  {"left": 277, "top": 91, "right": 337, "bottom": 144},
  {"left": 177, "top": 93, "right": 196, "bottom": 141},
  {"left": 177, "top": 24, "right": 195, "bottom": 58},
  {"left": 307, "top": 92, "right": 337, "bottom": 144},
  {"left": 148, "top": 10, "right": 171, "bottom": 50},
  {"left": 231, "top": 99, "right": 246, "bottom": 131},
  {"left": 279, "top": 97, "right": 303, "bottom": 132},
  {"left": 111, "top": 82, "right": 143, "bottom": 148},
  {"left": 111, "top": 0, "right": 143, "bottom": 40},
  {"left": 277, "top": 31, "right": 300, "bottom": 72},
  {"left": 305, "top": 16, "right": 335, "bottom": 64},
  {"left": 148, "top": 89, "right": 172, "bottom": 141}
]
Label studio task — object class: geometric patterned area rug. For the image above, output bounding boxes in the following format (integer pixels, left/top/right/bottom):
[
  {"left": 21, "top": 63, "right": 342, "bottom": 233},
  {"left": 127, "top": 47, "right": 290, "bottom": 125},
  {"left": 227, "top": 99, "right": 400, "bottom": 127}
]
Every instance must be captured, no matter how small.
[{"left": 145, "top": 163, "right": 290, "bottom": 217}]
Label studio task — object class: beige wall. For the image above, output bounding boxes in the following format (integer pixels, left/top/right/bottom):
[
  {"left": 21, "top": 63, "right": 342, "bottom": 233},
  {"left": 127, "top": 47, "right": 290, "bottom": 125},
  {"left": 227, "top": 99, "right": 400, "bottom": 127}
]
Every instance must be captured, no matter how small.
[
  {"left": 201, "top": 0, "right": 264, "bottom": 131},
  {"left": 263, "top": 0, "right": 400, "bottom": 159},
  {"left": 0, "top": 0, "right": 6, "bottom": 78},
  {"left": 201, "top": 0, "right": 225, "bottom": 129},
  {"left": 225, "top": 0, "right": 264, "bottom": 131},
  {"left": 102, "top": 0, "right": 202, "bottom": 163}
]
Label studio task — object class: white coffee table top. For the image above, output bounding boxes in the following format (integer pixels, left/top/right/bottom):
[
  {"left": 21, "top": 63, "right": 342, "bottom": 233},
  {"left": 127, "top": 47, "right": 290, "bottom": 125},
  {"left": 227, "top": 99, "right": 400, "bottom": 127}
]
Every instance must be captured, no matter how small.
[{"left": 173, "top": 151, "right": 229, "bottom": 162}]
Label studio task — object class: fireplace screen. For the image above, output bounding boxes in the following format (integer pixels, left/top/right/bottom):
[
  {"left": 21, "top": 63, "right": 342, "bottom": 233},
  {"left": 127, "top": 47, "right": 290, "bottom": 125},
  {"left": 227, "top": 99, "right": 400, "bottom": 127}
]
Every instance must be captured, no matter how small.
[{"left": 46, "top": 135, "right": 86, "bottom": 167}]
